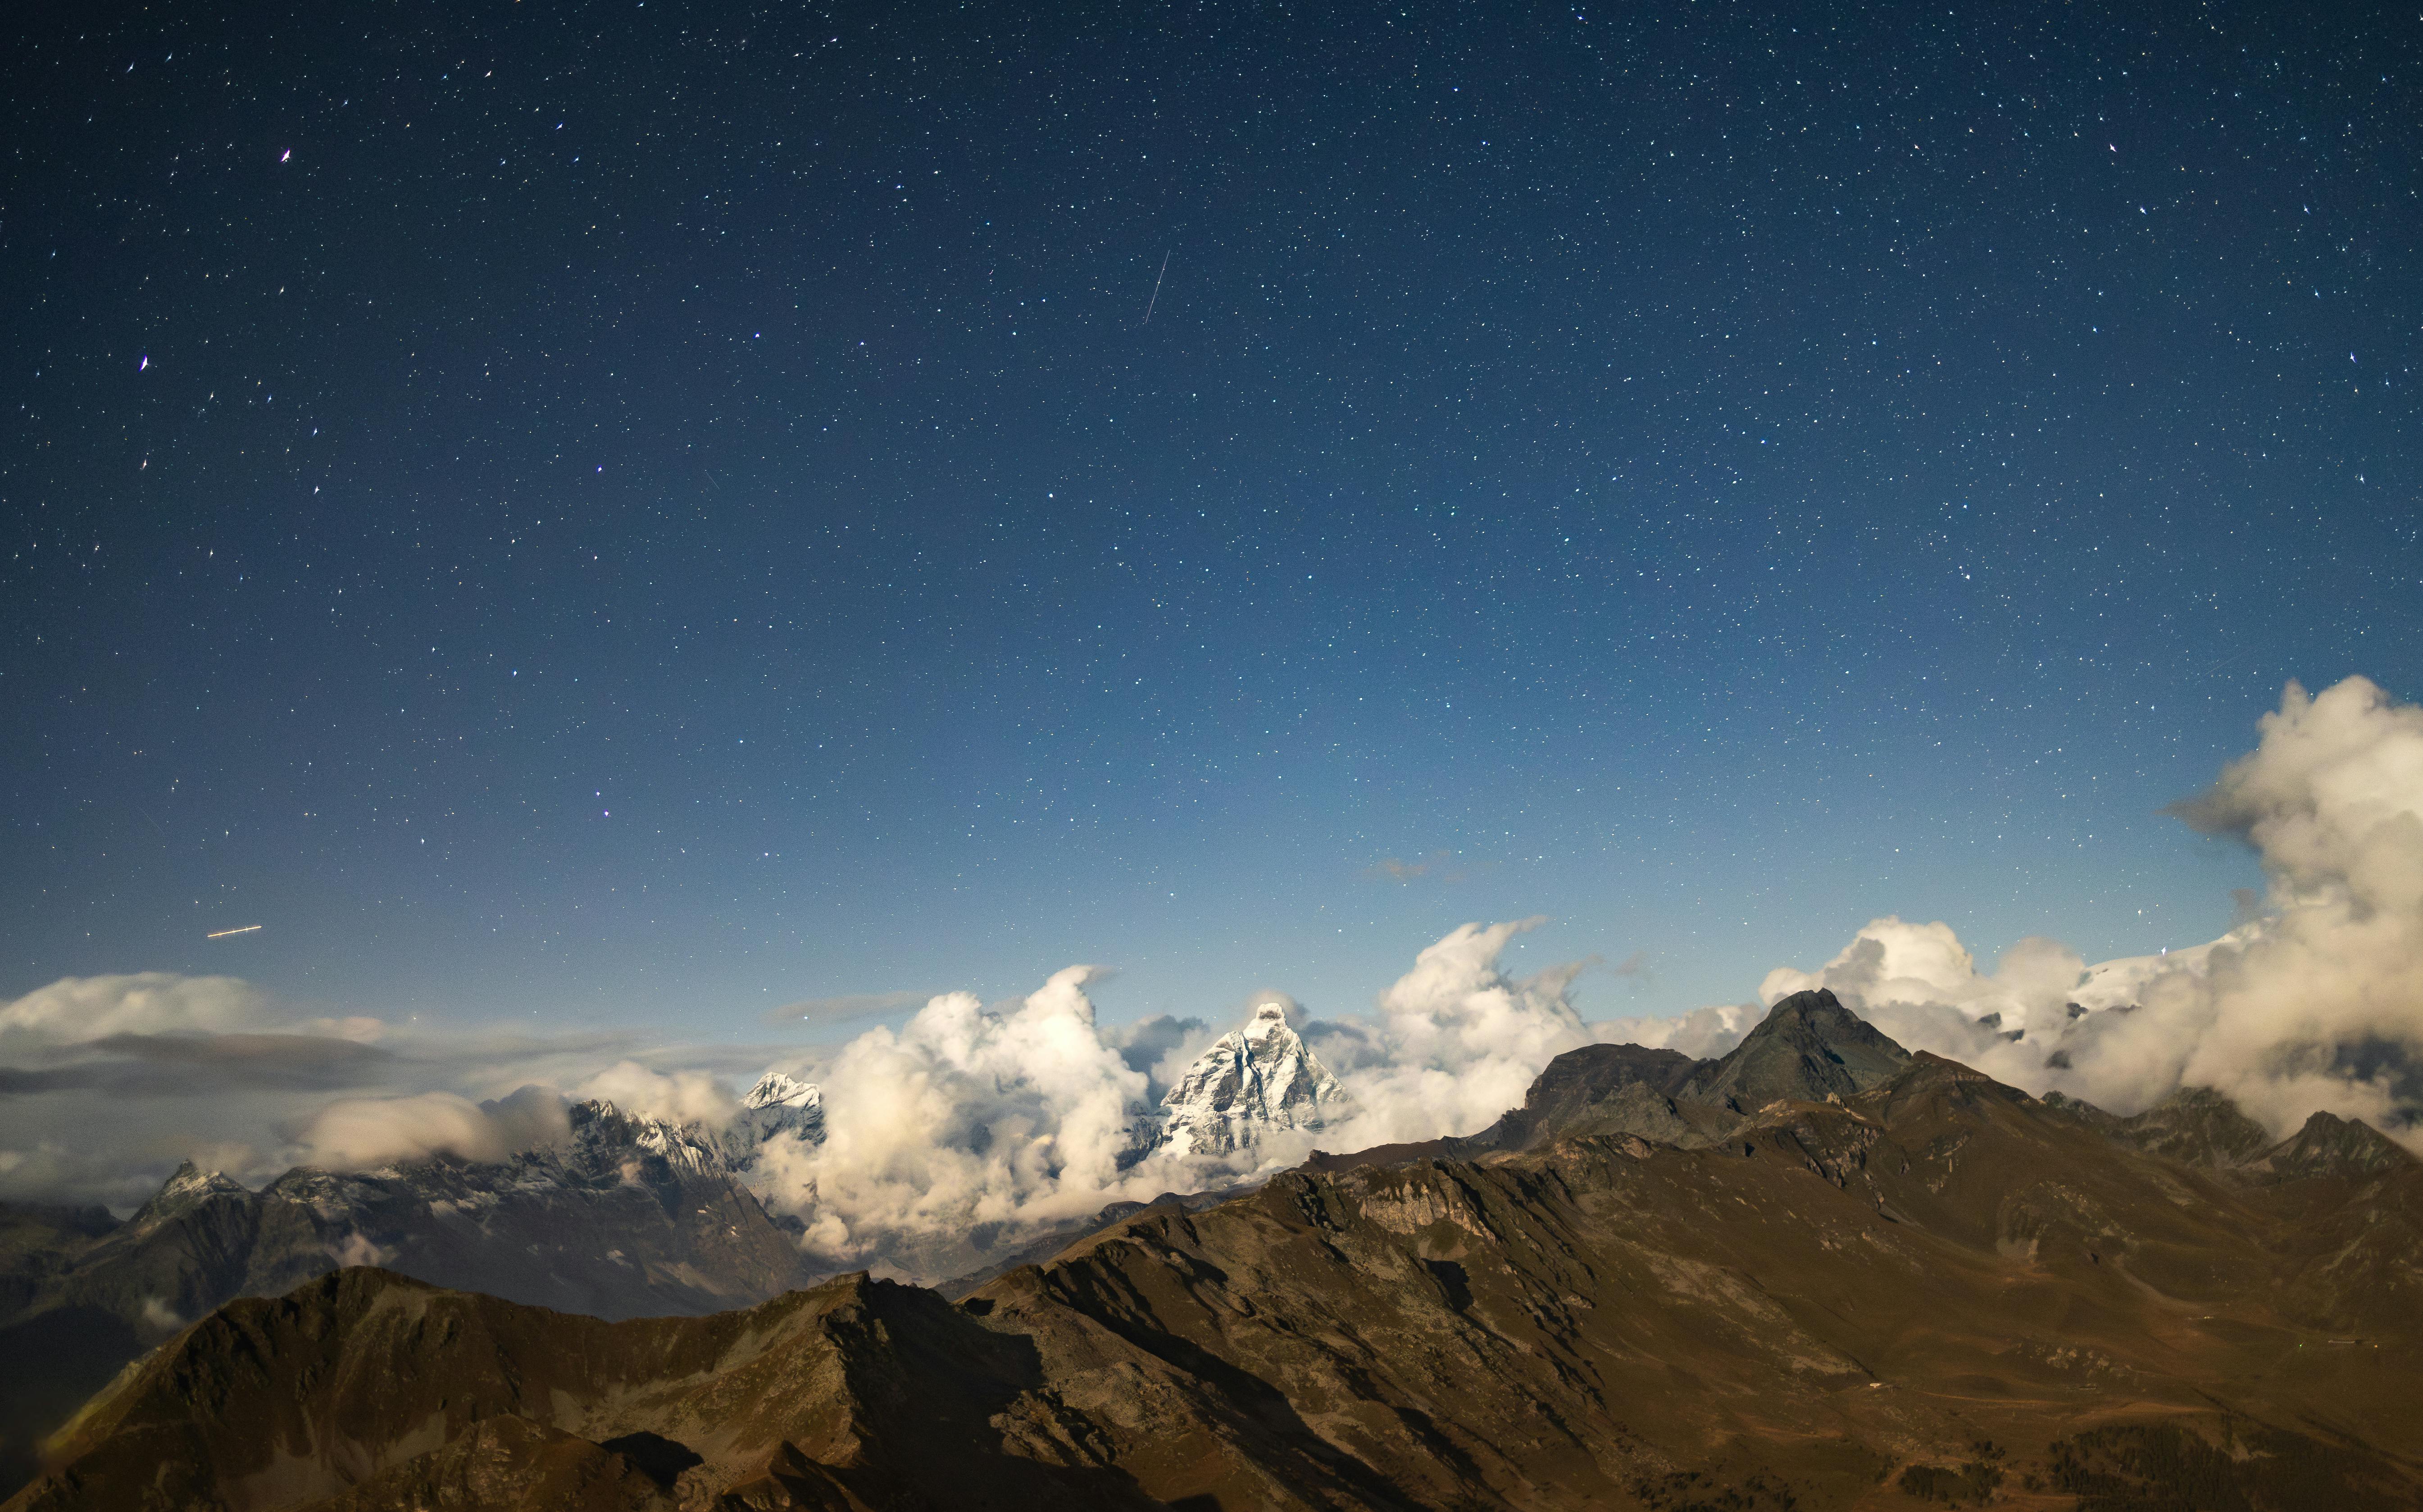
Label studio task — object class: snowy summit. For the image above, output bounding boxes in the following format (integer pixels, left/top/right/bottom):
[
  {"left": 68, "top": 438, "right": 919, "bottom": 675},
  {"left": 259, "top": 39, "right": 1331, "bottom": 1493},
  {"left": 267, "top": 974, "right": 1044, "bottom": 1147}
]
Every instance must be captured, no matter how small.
[
  {"left": 730, "top": 1071, "right": 827, "bottom": 1157},
  {"left": 1152, "top": 1000, "right": 1350, "bottom": 1159}
]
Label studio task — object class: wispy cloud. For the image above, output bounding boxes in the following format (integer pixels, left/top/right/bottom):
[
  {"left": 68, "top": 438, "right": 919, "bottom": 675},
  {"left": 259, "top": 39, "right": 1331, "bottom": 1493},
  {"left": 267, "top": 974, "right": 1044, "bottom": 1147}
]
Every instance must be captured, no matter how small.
[
  {"left": 759, "top": 990, "right": 930, "bottom": 1029},
  {"left": 1362, "top": 849, "right": 1491, "bottom": 883}
]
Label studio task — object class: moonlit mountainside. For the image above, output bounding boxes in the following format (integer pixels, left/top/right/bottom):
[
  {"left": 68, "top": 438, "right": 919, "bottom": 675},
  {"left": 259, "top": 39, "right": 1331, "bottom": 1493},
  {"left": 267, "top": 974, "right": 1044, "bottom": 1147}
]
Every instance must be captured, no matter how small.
[
  {"left": 1148, "top": 998, "right": 1350, "bottom": 1159},
  {"left": 7, "top": 0, "right": 2423, "bottom": 1500},
  {"left": 729, "top": 1071, "right": 827, "bottom": 1164}
]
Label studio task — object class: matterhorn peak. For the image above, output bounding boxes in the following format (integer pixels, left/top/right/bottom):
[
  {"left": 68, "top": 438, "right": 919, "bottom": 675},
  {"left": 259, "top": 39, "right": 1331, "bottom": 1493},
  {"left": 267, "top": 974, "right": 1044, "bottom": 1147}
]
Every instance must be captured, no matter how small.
[{"left": 1151, "top": 999, "right": 1350, "bottom": 1161}]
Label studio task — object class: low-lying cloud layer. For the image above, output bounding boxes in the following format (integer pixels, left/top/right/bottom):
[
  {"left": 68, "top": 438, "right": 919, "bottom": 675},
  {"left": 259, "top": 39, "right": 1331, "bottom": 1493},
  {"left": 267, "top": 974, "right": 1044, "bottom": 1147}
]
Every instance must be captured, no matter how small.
[
  {"left": 1760, "top": 676, "right": 2423, "bottom": 1144},
  {"left": 291, "top": 1087, "right": 571, "bottom": 1170},
  {"left": 728, "top": 930, "right": 1609, "bottom": 1271},
  {"left": 2, "top": 677, "right": 2416, "bottom": 1270},
  {"left": 0, "top": 971, "right": 781, "bottom": 1207}
]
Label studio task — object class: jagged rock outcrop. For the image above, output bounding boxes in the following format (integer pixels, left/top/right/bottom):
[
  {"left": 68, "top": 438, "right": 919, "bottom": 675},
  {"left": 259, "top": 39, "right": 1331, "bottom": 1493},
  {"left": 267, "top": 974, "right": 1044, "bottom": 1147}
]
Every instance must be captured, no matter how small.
[
  {"left": 15, "top": 1042, "right": 2422, "bottom": 1512},
  {"left": 129, "top": 1162, "right": 251, "bottom": 1226},
  {"left": 2042, "top": 1084, "right": 2278, "bottom": 1168},
  {"left": 2247, "top": 1108, "right": 2414, "bottom": 1183},
  {"left": 1147, "top": 1000, "right": 1349, "bottom": 1159},
  {"left": 2042, "top": 1085, "right": 2417, "bottom": 1190}
]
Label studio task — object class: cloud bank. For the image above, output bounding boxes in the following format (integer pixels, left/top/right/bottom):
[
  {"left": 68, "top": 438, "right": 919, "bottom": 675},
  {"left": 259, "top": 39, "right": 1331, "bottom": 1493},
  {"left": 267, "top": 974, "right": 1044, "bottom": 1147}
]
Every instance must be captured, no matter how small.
[
  {"left": 0, "top": 973, "right": 277, "bottom": 1048},
  {"left": 3, "top": 675, "right": 2416, "bottom": 1265},
  {"left": 1759, "top": 676, "right": 2423, "bottom": 1145},
  {"left": 748, "top": 966, "right": 1152, "bottom": 1258},
  {"left": 734, "top": 931, "right": 1603, "bottom": 1272},
  {"left": 0, "top": 974, "right": 782, "bottom": 1205},
  {"left": 292, "top": 1088, "right": 571, "bottom": 1170},
  {"left": 1301, "top": 918, "right": 1591, "bottom": 1144}
]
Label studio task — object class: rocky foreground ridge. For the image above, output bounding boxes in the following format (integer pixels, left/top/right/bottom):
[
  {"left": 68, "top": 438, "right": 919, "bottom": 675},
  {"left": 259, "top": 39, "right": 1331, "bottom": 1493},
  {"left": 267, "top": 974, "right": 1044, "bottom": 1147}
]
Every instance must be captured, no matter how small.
[
  {"left": 0, "top": 1098, "right": 819, "bottom": 1489},
  {"left": 9, "top": 990, "right": 2422, "bottom": 1511},
  {"left": 0, "top": 996, "right": 1350, "bottom": 1485}
]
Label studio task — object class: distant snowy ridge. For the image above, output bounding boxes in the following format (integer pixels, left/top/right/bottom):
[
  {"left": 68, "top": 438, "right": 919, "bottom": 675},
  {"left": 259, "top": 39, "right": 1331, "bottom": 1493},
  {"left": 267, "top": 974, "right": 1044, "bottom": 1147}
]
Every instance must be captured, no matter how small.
[
  {"left": 2068, "top": 927, "right": 2252, "bottom": 1013},
  {"left": 572, "top": 1099, "right": 732, "bottom": 1175}
]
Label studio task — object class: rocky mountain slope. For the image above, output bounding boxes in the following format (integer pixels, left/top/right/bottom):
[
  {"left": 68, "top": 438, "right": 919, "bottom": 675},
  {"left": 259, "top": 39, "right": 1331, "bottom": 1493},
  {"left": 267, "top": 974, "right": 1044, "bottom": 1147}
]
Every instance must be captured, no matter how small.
[
  {"left": 0, "top": 1099, "right": 817, "bottom": 1491},
  {"left": 15, "top": 1023, "right": 2420, "bottom": 1512}
]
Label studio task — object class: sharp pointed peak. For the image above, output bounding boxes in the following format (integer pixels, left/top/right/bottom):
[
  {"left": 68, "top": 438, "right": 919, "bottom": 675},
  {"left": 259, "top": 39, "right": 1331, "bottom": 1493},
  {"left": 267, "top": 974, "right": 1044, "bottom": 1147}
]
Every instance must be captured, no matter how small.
[
  {"left": 1729, "top": 989, "right": 1908, "bottom": 1059},
  {"left": 1148, "top": 999, "right": 1348, "bottom": 1160},
  {"left": 133, "top": 1161, "right": 252, "bottom": 1226},
  {"left": 1680, "top": 989, "right": 1911, "bottom": 1110},
  {"left": 159, "top": 1159, "right": 244, "bottom": 1193}
]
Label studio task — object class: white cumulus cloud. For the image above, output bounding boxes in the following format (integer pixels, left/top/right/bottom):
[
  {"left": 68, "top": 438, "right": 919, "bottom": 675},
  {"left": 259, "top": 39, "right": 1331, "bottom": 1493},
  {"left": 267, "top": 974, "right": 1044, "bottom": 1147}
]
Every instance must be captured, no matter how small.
[
  {"left": 0, "top": 973, "right": 277, "bottom": 1049},
  {"left": 292, "top": 1088, "right": 571, "bottom": 1171},
  {"left": 1757, "top": 677, "right": 2423, "bottom": 1146},
  {"left": 749, "top": 966, "right": 1151, "bottom": 1259},
  {"left": 1309, "top": 918, "right": 1591, "bottom": 1145}
]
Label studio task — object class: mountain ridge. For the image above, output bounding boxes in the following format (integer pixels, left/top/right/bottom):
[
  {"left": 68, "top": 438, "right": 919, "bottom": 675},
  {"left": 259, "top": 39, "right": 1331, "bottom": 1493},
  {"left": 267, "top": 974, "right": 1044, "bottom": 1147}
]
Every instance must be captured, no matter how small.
[
  {"left": 14, "top": 1036, "right": 2419, "bottom": 1511},
  {"left": 0, "top": 1097, "right": 823, "bottom": 1490},
  {"left": 1300, "top": 987, "right": 1910, "bottom": 1173}
]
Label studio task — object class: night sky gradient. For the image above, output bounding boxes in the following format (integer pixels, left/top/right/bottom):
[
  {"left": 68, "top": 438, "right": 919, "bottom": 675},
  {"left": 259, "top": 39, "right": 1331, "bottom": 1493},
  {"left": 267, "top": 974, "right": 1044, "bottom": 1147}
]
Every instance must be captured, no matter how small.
[{"left": 6, "top": 0, "right": 2418, "bottom": 1036}]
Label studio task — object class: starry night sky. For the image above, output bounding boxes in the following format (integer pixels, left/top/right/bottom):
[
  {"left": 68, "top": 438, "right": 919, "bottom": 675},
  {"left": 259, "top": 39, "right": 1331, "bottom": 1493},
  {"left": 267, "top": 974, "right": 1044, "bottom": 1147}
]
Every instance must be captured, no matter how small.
[{"left": 5, "top": 0, "right": 2417, "bottom": 1036}]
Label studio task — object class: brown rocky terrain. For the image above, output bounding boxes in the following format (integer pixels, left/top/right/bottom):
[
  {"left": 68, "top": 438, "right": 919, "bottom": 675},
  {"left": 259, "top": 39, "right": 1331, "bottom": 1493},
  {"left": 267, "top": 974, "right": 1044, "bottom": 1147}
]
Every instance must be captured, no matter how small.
[{"left": 9, "top": 994, "right": 2420, "bottom": 1511}]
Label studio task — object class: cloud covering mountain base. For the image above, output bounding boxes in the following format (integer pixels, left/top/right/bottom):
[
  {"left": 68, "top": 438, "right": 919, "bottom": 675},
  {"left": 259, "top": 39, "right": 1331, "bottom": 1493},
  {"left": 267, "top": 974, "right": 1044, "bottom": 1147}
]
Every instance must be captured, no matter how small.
[
  {"left": 2, "top": 677, "right": 2418, "bottom": 1276},
  {"left": 1763, "top": 676, "right": 2423, "bottom": 1142}
]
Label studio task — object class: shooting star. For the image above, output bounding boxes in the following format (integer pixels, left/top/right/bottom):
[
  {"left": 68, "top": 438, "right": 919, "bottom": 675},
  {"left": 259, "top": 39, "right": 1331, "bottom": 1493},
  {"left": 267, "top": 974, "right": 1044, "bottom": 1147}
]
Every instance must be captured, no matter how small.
[
  {"left": 1141, "top": 250, "right": 1170, "bottom": 325},
  {"left": 205, "top": 925, "right": 263, "bottom": 940}
]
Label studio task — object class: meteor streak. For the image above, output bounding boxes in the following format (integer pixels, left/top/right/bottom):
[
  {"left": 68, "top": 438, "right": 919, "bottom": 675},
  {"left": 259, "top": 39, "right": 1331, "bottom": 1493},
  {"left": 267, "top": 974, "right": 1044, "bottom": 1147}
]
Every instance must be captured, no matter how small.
[
  {"left": 205, "top": 925, "right": 263, "bottom": 939},
  {"left": 1141, "top": 250, "right": 1170, "bottom": 324}
]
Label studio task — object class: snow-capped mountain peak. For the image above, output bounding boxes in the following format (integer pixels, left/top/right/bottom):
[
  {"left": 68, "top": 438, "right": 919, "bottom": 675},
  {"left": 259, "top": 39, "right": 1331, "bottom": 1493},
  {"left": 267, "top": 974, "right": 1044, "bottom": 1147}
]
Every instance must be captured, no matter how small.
[
  {"left": 742, "top": 1071, "right": 819, "bottom": 1111},
  {"left": 569, "top": 1099, "right": 730, "bottom": 1176},
  {"left": 1151, "top": 1000, "right": 1350, "bottom": 1160},
  {"left": 133, "top": 1161, "right": 252, "bottom": 1228},
  {"left": 730, "top": 1071, "right": 827, "bottom": 1160}
]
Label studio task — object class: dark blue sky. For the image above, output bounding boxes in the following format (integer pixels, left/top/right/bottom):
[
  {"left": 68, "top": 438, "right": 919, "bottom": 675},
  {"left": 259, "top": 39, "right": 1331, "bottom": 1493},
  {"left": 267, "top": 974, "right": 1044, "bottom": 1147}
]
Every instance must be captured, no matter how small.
[{"left": 5, "top": 0, "right": 2415, "bottom": 1035}]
